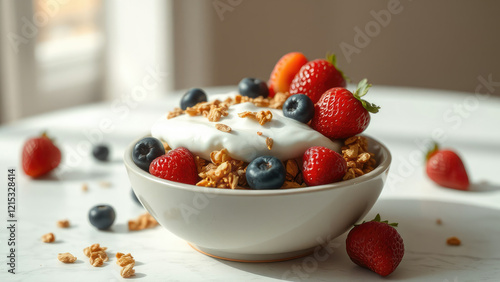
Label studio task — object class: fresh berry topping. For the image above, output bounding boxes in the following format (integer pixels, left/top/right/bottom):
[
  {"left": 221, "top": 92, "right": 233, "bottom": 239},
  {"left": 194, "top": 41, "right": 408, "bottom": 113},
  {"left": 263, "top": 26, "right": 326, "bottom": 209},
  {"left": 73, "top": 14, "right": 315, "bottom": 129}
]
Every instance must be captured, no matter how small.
[
  {"left": 346, "top": 214, "right": 404, "bottom": 277},
  {"left": 238, "top": 77, "right": 269, "bottom": 98},
  {"left": 131, "top": 188, "right": 142, "bottom": 206},
  {"left": 88, "top": 204, "right": 116, "bottom": 230},
  {"left": 268, "top": 52, "right": 308, "bottom": 96},
  {"left": 92, "top": 144, "right": 110, "bottom": 161},
  {"left": 149, "top": 147, "right": 198, "bottom": 185},
  {"left": 246, "top": 156, "right": 286, "bottom": 189},
  {"left": 132, "top": 137, "right": 166, "bottom": 172},
  {"left": 180, "top": 88, "right": 208, "bottom": 110},
  {"left": 426, "top": 143, "right": 470, "bottom": 190},
  {"left": 289, "top": 53, "right": 347, "bottom": 103},
  {"left": 282, "top": 94, "right": 315, "bottom": 124},
  {"left": 302, "top": 146, "right": 347, "bottom": 186},
  {"left": 22, "top": 132, "right": 61, "bottom": 178},
  {"left": 310, "top": 79, "right": 379, "bottom": 139}
]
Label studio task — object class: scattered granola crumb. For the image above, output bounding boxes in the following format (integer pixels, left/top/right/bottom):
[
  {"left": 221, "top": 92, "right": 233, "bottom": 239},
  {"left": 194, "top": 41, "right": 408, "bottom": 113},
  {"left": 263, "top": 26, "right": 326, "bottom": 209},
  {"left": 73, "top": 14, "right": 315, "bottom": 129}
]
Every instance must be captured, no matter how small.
[
  {"left": 57, "top": 219, "right": 70, "bottom": 228},
  {"left": 436, "top": 218, "right": 442, "bottom": 225},
  {"left": 99, "top": 181, "right": 111, "bottom": 188},
  {"left": 41, "top": 232, "right": 55, "bottom": 243},
  {"left": 116, "top": 252, "right": 136, "bottom": 278},
  {"left": 238, "top": 110, "right": 273, "bottom": 125},
  {"left": 128, "top": 213, "right": 159, "bottom": 231},
  {"left": 58, "top": 253, "right": 77, "bottom": 263},
  {"left": 83, "top": 243, "right": 108, "bottom": 267},
  {"left": 266, "top": 137, "right": 273, "bottom": 150},
  {"left": 257, "top": 131, "right": 263, "bottom": 136},
  {"left": 215, "top": 123, "right": 232, "bottom": 133},
  {"left": 447, "top": 236, "right": 461, "bottom": 246},
  {"left": 82, "top": 183, "right": 88, "bottom": 192}
]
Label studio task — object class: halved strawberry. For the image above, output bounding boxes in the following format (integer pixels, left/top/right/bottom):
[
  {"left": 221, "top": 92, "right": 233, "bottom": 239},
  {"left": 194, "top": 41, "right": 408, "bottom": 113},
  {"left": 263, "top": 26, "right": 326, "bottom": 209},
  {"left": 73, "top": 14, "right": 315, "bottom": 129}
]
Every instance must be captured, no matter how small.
[
  {"left": 268, "top": 52, "right": 308, "bottom": 97},
  {"left": 289, "top": 53, "right": 347, "bottom": 103}
]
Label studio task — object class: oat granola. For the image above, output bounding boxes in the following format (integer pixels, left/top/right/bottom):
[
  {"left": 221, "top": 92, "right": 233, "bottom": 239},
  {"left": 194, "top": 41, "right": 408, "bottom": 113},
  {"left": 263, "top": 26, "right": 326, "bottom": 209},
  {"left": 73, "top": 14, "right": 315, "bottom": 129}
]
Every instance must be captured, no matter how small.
[
  {"left": 41, "top": 232, "right": 55, "bottom": 243},
  {"left": 57, "top": 219, "right": 70, "bottom": 228},
  {"left": 342, "top": 136, "right": 376, "bottom": 180},
  {"left": 128, "top": 213, "right": 159, "bottom": 231},
  {"left": 116, "top": 252, "right": 135, "bottom": 278},
  {"left": 57, "top": 252, "right": 77, "bottom": 263},
  {"left": 83, "top": 243, "right": 108, "bottom": 267}
]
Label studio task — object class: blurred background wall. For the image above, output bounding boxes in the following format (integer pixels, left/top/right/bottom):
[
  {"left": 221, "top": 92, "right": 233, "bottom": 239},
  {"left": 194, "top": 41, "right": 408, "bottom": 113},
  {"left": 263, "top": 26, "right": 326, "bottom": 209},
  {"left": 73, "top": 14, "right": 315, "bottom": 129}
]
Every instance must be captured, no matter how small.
[{"left": 1, "top": 0, "right": 499, "bottom": 124}]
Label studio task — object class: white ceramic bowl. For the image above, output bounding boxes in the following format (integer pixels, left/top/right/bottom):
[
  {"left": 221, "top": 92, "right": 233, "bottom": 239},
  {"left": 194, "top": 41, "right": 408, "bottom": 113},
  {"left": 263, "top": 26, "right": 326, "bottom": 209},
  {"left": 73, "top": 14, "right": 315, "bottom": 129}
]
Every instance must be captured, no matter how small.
[{"left": 124, "top": 135, "right": 391, "bottom": 262}]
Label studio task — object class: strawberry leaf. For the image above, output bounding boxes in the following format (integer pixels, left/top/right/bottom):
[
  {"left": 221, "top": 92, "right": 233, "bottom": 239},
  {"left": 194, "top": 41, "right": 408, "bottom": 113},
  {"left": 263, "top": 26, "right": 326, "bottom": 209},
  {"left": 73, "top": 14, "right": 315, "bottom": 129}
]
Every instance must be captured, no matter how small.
[
  {"left": 356, "top": 213, "right": 398, "bottom": 227},
  {"left": 425, "top": 142, "right": 439, "bottom": 161},
  {"left": 353, "top": 79, "right": 380, "bottom": 113},
  {"left": 326, "top": 52, "right": 350, "bottom": 83}
]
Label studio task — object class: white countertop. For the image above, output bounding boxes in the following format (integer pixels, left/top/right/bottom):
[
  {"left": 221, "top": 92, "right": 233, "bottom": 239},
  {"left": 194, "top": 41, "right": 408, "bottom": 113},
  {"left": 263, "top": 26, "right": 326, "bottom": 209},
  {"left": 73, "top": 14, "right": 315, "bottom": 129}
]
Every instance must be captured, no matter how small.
[{"left": 1, "top": 85, "right": 499, "bottom": 281}]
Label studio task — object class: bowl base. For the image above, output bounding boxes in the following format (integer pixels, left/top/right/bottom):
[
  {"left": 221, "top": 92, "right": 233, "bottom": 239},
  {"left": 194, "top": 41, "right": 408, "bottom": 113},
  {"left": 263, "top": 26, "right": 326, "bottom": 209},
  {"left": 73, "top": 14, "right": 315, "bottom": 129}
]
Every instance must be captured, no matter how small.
[{"left": 188, "top": 243, "right": 314, "bottom": 263}]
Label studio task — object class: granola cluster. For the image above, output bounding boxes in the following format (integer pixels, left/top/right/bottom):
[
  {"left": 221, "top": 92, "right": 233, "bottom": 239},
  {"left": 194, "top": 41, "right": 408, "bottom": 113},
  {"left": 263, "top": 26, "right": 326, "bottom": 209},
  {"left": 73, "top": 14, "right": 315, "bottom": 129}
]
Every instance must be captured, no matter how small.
[
  {"left": 83, "top": 243, "right": 108, "bottom": 267},
  {"left": 41, "top": 232, "right": 55, "bottom": 243},
  {"left": 128, "top": 213, "right": 159, "bottom": 231},
  {"left": 57, "top": 219, "right": 70, "bottom": 228},
  {"left": 238, "top": 110, "right": 273, "bottom": 125},
  {"left": 282, "top": 159, "right": 306, "bottom": 189},
  {"left": 116, "top": 252, "right": 136, "bottom": 278},
  {"left": 57, "top": 252, "right": 77, "bottom": 263},
  {"left": 196, "top": 148, "right": 247, "bottom": 189},
  {"left": 341, "top": 136, "right": 377, "bottom": 180}
]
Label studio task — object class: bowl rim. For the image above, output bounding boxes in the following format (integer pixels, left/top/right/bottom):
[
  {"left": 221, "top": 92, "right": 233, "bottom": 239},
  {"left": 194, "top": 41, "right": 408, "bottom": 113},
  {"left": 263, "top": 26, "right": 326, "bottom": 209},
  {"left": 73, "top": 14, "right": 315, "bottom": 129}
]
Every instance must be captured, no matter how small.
[{"left": 124, "top": 134, "right": 391, "bottom": 197}]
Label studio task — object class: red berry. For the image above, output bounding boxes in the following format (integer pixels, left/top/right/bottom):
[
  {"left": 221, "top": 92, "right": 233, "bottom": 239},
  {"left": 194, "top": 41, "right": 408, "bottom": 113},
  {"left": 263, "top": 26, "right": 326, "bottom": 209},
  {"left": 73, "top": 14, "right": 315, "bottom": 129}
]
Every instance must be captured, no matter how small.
[
  {"left": 149, "top": 147, "right": 198, "bottom": 185},
  {"left": 346, "top": 214, "right": 404, "bottom": 277},
  {"left": 22, "top": 133, "right": 61, "bottom": 178},
  {"left": 310, "top": 79, "right": 379, "bottom": 139},
  {"left": 289, "top": 54, "right": 346, "bottom": 103},
  {"left": 426, "top": 144, "right": 469, "bottom": 190},
  {"left": 302, "top": 146, "right": 347, "bottom": 186},
  {"left": 268, "top": 52, "right": 308, "bottom": 97}
]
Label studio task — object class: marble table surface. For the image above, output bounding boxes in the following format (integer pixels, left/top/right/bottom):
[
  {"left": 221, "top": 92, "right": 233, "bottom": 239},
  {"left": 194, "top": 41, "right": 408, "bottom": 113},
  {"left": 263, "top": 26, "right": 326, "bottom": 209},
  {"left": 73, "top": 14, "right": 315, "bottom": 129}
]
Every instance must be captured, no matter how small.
[{"left": 1, "top": 85, "right": 499, "bottom": 281}]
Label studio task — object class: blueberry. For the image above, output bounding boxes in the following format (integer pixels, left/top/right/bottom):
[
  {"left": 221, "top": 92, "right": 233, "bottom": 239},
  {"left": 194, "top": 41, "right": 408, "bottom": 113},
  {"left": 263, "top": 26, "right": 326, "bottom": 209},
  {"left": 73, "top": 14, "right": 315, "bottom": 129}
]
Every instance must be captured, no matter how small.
[
  {"left": 238, "top": 78, "right": 269, "bottom": 98},
  {"left": 132, "top": 137, "right": 165, "bottom": 172},
  {"left": 180, "top": 88, "right": 207, "bottom": 110},
  {"left": 131, "top": 188, "right": 142, "bottom": 206},
  {"left": 246, "top": 156, "right": 286, "bottom": 189},
  {"left": 88, "top": 204, "right": 116, "bottom": 230},
  {"left": 92, "top": 144, "right": 110, "bottom": 161},
  {"left": 283, "top": 94, "right": 315, "bottom": 123}
]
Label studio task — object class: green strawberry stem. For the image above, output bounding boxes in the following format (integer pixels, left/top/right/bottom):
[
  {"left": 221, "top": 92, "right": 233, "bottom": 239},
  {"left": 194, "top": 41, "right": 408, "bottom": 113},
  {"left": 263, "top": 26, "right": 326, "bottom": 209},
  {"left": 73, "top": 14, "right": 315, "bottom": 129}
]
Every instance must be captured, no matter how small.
[
  {"left": 425, "top": 142, "right": 439, "bottom": 161},
  {"left": 353, "top": 79, "right": 380, "bottom": 114},
  {"left": 357, "top": 213, "right": 398, "bottom": 227},
  {"left": 326, "top": 52, "right": 350, "bottom": 83}
]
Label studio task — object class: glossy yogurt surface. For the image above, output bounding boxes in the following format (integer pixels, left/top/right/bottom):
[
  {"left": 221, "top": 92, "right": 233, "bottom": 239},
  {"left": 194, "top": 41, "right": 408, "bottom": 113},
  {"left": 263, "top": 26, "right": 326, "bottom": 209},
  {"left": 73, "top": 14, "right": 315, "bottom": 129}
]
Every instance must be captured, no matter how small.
[{"left": 151, "top": 93, "right": 342, "bottom": 162}]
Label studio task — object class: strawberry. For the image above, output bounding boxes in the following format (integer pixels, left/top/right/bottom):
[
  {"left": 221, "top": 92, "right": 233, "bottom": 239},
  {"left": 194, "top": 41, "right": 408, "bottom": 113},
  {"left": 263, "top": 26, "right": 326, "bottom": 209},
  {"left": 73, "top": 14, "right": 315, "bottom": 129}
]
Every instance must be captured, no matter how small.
[
  {"left": 22, "top": 132, "right": 62, "bottom": 178},
  {"left": 310, "top": 79, "right": 379, "bottom": 139},
  {"left": 149, "top": 147, "right": 198, "bottom": 185},
  {"left": 346, "top": 214, "right": 404, "bottom": 277},
  {"left": 289, "top": 53, "right": 346, "bottom": 103},
  {"left": 426, "top": 143, "right": 469, "bottom": 190},
  {"left": 302, "top": 146, "right": 347, "bottom": 186},
  {"left": 268, "top": 52, "right": 308, "bottom": 97}
]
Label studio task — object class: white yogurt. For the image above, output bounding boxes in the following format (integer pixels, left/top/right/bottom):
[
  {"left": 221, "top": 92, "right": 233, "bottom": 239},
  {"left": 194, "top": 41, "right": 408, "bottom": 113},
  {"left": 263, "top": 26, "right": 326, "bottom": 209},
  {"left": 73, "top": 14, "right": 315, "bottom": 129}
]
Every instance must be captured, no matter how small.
[{"left": 151, "top": 95, "right": 342, "bottom": 163}]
